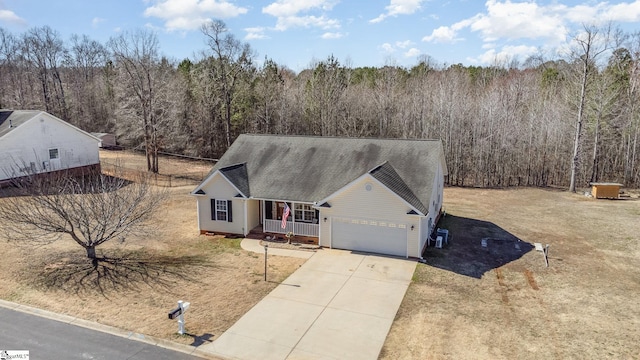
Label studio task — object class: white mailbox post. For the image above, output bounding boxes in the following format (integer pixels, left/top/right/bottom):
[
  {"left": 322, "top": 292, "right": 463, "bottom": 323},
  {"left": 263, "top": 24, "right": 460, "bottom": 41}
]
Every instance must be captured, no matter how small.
[{"left": 168, "top": 300, "right": 190, "bottom": 335}]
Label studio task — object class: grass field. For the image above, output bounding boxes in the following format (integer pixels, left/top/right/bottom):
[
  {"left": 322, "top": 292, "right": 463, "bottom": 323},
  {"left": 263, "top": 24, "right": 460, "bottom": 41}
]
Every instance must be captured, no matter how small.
[
  {"left": 1, "top": 150, "right": 638, "bottom": 359},
  {"left": 0, "top": 152, "right": 305, "bottom": 349},
  {"left": 381, "top": 187, "right": 640, "bottom": 359}
]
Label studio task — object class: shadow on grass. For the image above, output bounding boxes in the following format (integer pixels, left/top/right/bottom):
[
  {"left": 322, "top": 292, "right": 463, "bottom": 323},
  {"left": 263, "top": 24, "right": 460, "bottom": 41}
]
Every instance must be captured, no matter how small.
[
  {"left": 422, "top": 214, "right": 534, "bottom": 279},
  {"left": 28, "top": 249, "right": 213, "bottom": 297},
  {"left": 188, "top": 333, "right": 215, "bottom": 347}
]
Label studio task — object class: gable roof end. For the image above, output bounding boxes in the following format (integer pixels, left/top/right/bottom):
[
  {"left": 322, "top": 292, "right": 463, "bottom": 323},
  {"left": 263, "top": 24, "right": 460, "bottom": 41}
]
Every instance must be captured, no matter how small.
[
  {"left": 218, "top": 163, "right": 250, "bottom": 198},
  {"left": 369, "top": 161, "right": 428, "bottom": 215},
  {"left": 0, "top": 110, "right": 101, "bottom": 142}
]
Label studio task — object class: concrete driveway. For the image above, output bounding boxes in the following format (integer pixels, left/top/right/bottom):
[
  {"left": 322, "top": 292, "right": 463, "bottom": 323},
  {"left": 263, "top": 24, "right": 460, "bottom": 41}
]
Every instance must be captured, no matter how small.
[{"left": 200, "top": 249, "right": 417, "bottom": 360}]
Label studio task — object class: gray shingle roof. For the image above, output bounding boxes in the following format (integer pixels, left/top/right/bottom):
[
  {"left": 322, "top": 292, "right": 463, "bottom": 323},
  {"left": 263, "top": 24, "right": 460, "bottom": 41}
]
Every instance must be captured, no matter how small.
[
  {"left": 197, "top": 134, "right": 446, "bottom": 215},
  {"left": 0, "top": 110, "right": 41, "bottom": 138},
  {"left": 219, "top": 163, "right": 250, "bottom": 197},
  {"left": 369, "top": 161, "right": 428, "bottom": 214}
]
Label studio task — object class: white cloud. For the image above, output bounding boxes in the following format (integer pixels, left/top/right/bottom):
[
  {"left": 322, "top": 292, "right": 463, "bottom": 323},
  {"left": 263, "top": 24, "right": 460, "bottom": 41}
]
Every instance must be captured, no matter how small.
[
  {"left": 321, "top": 32, "right": 344, "bottom": 39},
  {"left": 424, "top": 0, "right": 640, "bottom": 50},
  {"left": 404, "top": 47, "right": 421, "bottom": 58},
  {"left": 144, "top": 0, "right": 248, "bottom": 31},
  {"left": 470, "top": 44, "right": 538, "bottom": 65},
  {"left": 422, "top": 20, "right": 470, "bottom": 43},
  {"left": 245, "top": 27, "right": 269, "bottom": 40},
  {"left": 370, "top": 0, "right": 427, "bottom": 23},
  {"left": 563, "top": 4, "right": 600, "bottom": 23},
  {"left": 92, "top": 17, "right": 105, "bottom": 28},
  {"left": 263, "top": 0, "right": 337, "bottom": 17},
  {"left": 380, "top": 43, "right": 395, "bottom": 53},
  {"left": 468, "top": 0, "right": 568, "bottom": 43},
  {"left": 602, "top": 0, "right": 640, "bottom": 22},
  {"left": 263, "top": 0, "right": 340, "bottom": 31},
  {"left": 0, "top": 9, "right": 26, "bottom": 25},
  {"left": 369, "top": 14, "right": 386, "bottom": 24},
  {"left": 380, "top": 41, "right": 419, "bottom": 56},
  {"left": 395, "top": 40, "right": 414, "bottom": 49},
  {"left": 273, "top": 15, "right": 339, "bottom": 31}
]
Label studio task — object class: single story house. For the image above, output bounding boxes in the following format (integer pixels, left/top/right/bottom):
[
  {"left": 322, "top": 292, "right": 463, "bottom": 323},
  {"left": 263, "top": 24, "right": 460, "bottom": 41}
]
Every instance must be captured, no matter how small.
[
  {"left": 192, "top": 134, "right": 447, "bottom": 258},
  {"left": 0, "top": 110, "right": 101, "bottom": 184}
]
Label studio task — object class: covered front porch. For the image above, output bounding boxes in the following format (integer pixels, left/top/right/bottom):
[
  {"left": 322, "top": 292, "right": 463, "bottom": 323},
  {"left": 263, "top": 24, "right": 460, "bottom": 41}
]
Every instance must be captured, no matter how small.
[{"left": 259, "top": 200, "right": 320, "bottom": 239}]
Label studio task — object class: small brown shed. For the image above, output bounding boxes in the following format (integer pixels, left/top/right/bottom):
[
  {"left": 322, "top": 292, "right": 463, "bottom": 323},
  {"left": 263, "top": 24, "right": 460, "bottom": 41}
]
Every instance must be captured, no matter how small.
[
  {"left": 91, "top": 133, "right": 117, "bottom": 148},
  {"left": 590, "top": 182, "right": 623, "bottom": 199}
]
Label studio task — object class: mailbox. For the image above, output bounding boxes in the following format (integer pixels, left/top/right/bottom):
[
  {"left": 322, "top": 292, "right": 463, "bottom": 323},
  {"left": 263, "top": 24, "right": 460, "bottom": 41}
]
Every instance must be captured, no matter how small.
[{"left": 168, "top": 307, "right": 182, "bottom": 320}]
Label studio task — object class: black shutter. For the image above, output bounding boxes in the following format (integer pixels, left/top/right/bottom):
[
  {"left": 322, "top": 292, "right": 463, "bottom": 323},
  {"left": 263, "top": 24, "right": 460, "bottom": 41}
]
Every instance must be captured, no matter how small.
[
  {"left": 211, "top": 199, "right": 216, "bottom": 220},
  {"left": 315, "top": 209, "right": 319, "bottom": 221},
  {"left": 265, "top": 201, "right": 272, "bottom": 219},
  {"left": 227, "top": 200, "right": 233, "bottom": 222}
]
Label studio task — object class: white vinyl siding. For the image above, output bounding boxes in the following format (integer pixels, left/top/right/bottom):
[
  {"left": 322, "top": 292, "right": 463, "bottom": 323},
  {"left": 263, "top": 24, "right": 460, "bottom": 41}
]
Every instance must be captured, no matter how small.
[
  {"left": 319, "top": 174, "right": 420, "bottom": 258},
  {"left": 0, "top": 113, "right": 99, "bottom": 181},
  {"left": 196, "top": 173, "right": 244, "bottom": 234}
]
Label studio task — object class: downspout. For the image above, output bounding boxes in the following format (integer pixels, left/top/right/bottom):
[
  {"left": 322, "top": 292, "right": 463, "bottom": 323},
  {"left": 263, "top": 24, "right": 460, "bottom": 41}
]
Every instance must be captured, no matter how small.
[
  {"left": 243, "top": 198, "right": 248, "bottom": 236},
  {"left": 317, "top": 210, "right": 322, "bottom": 246},
  {"left": 196, "top": 199, "right": 201, "bottom": 231},
  {"left": 329, "top": 216, "right": 332, "bottom": 249},
  {"left": 418, "top": 219, "right": 423, "bottom": 260}
]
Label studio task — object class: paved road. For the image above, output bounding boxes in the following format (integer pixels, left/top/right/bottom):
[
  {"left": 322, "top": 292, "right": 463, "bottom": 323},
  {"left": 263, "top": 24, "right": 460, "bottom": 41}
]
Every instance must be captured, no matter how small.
[{"left": 0, "top": 307, "right": 206, "bottom": 360}]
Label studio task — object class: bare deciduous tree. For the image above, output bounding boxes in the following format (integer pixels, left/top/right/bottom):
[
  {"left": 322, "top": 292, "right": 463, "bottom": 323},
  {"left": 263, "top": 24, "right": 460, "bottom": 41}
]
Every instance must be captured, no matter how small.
[
  {"left": 201, "top": 20, "right": 255, "bottom": 148},
  {"left": 22, "top": 26, "right": 69, "bottom": 118},
  {"left": 108, "top": 29, "right": 168, "bottom": 173},
  {"left": 0, "top": 170, "right": 167, "bottom": 261},
  {"left": 568, "top": 24, "right": 614, "bottom": 192}
]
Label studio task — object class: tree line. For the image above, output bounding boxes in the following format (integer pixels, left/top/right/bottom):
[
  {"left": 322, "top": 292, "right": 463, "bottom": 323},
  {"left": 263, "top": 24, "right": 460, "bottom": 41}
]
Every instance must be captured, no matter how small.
[{"left": 1, "top": 22, "right": 639, "bottom": 189}]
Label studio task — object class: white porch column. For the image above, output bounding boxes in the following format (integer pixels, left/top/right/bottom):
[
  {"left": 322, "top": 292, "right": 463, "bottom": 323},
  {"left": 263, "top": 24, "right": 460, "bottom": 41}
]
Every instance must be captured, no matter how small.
[
  {"left": 291, "top": 201, "right": 296, "bottom": 225},
  {"left": 243, "top": 199, "right": 248, "bottom": 236}
]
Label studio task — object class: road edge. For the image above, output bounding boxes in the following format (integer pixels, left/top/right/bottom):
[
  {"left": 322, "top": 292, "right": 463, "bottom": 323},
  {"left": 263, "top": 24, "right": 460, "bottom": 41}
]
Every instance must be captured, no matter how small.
[{"left": 0, "top": 298, "right": 222, "bottom": 360}]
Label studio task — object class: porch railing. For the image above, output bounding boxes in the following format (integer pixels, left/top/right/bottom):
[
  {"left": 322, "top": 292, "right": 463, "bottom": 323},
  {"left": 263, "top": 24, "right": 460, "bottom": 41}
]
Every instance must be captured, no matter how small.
[{"left": 263, "top": 219, "right": 319, "bottom": 237}]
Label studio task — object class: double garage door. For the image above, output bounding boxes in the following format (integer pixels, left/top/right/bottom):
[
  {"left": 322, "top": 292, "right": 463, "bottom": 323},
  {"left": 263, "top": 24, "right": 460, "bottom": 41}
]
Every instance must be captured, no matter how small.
[{"left": 331, "top": 217, "right": 408, "bottom": 257}]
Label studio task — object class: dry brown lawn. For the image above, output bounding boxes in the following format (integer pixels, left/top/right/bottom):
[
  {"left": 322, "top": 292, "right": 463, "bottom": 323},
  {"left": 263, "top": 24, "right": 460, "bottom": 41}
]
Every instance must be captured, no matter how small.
[
  {"left": 0, "top": 152, "right": 305, "bottom": 350},
  {"left": 99, "top": 149, "right": 214, "bottom": 186},
  {"left": 2, "top": 150, "right": 639, "bottom": 359},
  {"left": 381, "top": 187, "right": 640, "bottom": 360}
]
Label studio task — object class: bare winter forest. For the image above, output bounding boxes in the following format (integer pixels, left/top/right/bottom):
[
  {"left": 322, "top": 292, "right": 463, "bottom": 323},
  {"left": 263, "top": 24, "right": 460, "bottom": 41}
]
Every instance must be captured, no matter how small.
[{"left": 1, "top": 22, "right": 639, "bottom": 188}]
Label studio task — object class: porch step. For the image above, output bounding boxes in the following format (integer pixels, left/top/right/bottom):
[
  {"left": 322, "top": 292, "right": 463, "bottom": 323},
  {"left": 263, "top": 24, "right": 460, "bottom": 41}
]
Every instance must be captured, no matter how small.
[
  {"left": 246, "top": 226, "right": 265, "bottom": 239},
  {"left": 246, "top": 232, "right": 264, "bottom": 240}
]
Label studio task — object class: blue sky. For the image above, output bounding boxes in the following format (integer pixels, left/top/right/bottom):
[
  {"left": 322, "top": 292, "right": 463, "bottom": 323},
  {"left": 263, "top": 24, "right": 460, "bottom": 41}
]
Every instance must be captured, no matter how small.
[{"left": 1, "top": 0, "right": 640, "bottom": 71}]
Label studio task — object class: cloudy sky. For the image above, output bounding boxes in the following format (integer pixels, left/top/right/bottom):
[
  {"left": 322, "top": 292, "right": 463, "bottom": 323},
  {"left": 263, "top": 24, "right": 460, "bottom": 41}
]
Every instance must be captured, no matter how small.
[{"left": 1, "top": 0, "right": 639, "bottom": 70}]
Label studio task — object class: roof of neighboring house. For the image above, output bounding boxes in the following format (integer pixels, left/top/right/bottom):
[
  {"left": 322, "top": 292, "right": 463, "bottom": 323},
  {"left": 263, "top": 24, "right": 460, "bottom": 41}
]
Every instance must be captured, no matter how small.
[
  {"left": 0, "top": 110, "right": 41, "bottom": 138},
  {"left": 0, "top": 109, "right": 100, "bottom": 141},
  {"left": 196, "top": 134, "right": 447, "bottom": 214}
]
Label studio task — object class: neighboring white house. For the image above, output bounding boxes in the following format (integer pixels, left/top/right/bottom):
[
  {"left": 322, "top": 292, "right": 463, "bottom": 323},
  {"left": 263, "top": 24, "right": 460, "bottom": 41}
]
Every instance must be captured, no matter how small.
[
  {"left": 192, "top": 134, "right": 447, "bottom": 259},
  {"left": 0, "top": 110, "right": 101, "bottom": 183}
]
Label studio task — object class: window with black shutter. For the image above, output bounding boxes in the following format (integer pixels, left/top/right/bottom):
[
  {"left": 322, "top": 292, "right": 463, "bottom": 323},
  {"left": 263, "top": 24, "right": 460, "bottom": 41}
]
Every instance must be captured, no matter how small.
[
  {"left": 211, "top": 199, "right": 229, "bottom": 221},
  {"left": 210, "top": 199, "right": 216, "bottom": 220}
]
